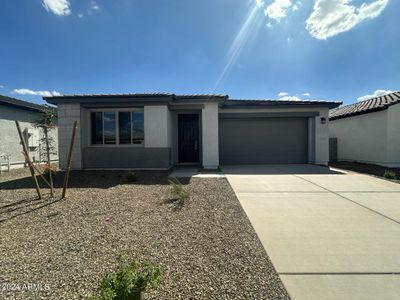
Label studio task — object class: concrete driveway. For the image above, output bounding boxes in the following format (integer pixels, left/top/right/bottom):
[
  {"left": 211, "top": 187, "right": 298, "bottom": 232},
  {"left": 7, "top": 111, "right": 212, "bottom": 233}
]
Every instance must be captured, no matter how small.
[{"left": 222, "top": 164, "right": 400, "bottom": 300}]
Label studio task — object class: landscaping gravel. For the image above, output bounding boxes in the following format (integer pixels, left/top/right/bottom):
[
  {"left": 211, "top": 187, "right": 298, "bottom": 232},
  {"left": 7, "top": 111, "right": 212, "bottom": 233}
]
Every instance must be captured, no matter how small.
[{"left": 0, "top": 170, "right": 290, "bottom": 299}]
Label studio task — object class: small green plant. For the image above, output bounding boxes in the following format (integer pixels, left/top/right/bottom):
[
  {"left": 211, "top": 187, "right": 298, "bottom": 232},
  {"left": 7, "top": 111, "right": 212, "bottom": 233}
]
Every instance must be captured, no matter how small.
[
  {"left": 127, "top": 171, "right": 138, "bottom": 182},
  {"left": 90, "top": 255, "right": 160, "bottom": 300},
  {"left": 383, "top": 170, "right": 397, "bottom": 180},
  {"left": 168, "top": 177, "right": 189, "bottom": 203}
]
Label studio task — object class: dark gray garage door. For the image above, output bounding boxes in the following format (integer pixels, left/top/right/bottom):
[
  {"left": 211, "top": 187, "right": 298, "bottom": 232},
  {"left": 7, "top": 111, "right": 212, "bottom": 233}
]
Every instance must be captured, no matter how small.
[{"left": 219, "top": 117, "right": 308, "bottom": 164}]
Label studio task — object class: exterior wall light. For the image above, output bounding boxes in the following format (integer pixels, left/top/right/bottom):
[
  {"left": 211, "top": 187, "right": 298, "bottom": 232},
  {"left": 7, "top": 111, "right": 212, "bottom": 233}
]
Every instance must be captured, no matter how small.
[{"left": 321, "top": 117, "right": 327, "bottom": 124}]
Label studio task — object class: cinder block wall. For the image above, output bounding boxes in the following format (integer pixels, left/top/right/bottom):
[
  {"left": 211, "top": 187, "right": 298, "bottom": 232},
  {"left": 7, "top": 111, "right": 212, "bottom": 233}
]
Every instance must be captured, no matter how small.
[{"left": 57, "top": 103, "right": 82, "bottom": 170}]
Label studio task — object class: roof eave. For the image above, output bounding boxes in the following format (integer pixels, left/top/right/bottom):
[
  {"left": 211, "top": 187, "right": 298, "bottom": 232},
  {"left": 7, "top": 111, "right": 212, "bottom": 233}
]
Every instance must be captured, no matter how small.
[
  {"left": 44, "top": 94, "right": 229, "bottom": 105},
  {"left": 222, "top": 101, "right": 342, "bottom": 109}
]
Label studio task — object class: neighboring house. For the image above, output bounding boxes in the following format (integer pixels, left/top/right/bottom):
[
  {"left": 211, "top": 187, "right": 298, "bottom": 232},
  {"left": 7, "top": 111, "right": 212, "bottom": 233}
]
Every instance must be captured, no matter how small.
[
  {"left": 0, "top": 95, "right": 58, "bottom": 171},
  {"left": 43, "top": 93, "right": 341, "bottom": 170},
  {"left": 329, "top": 91, "right": 400, "bottom": 167}
]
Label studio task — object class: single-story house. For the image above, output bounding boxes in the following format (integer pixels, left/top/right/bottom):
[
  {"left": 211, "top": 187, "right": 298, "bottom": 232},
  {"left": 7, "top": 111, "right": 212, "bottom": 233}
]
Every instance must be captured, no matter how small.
[
  {"left": 329, "top": 91, "right": 400, "bottom": 167},
  {"left": 44, "top": 93, "right": 341, "bottom": 170},
  {"left": 0, "top": 95, "right": 58, "bottom": 171}
]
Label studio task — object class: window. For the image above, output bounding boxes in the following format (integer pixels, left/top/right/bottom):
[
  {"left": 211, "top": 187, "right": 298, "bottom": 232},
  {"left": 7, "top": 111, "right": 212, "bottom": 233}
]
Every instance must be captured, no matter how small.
[
  {"left": 91, "top": 112, "right": 103, "bottom": 144},
  {"left": 90, "top": 110, "right": 144, "bottom": 145},
  {"left": 104, "top": 112, "right": 116, "bottom": 144},
  {"left": 132, "top": 112, "right": 144, "bottom": 144},
  {"left": 118, "top": 112, "right": 131, "bottom": 144}
]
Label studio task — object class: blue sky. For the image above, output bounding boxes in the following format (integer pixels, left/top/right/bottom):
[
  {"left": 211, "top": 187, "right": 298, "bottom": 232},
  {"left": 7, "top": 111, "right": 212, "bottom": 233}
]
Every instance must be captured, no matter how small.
[{"left": 0, "top": 0, "right": 398, "bottom": 105}]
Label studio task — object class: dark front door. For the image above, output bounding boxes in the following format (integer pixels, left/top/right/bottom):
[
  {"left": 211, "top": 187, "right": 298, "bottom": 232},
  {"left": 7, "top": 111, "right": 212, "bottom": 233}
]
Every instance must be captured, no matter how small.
[{"left": 178, "top": 114, "right": 199, "bottom": 163}]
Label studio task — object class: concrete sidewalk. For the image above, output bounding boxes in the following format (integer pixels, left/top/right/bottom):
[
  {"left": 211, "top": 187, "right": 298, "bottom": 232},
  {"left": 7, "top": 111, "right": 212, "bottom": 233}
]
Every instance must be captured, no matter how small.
[{"left": 222, "top": 165, "right": 400, "bottom": 300}]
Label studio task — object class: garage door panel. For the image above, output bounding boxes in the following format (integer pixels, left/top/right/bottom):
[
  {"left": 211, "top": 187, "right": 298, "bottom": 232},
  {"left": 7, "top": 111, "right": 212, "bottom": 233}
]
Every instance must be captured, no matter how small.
[{"left": 219, "top": 118, "right": 308, "bottom": 164}]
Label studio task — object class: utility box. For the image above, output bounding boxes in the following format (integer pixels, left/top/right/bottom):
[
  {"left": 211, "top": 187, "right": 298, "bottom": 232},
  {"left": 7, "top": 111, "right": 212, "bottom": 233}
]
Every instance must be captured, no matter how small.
[
  {"left": 329, "top": 137, "right": 338, "bottom": 163},
  {"left": 24, "top": 128, "right": 40, "bottom": 148}
]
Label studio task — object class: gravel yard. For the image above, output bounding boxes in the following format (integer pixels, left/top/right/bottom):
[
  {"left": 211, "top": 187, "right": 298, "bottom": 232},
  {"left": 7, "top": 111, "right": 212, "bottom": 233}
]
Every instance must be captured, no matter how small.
[{"left": 0, "top": 169, "right": 289, "bottom": 299}]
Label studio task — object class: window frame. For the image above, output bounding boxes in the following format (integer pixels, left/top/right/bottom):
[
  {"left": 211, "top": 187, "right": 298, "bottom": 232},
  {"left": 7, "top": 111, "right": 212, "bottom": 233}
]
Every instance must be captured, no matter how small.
[{"left": 89, "top": 108, "right": 145, "bottom": 147}]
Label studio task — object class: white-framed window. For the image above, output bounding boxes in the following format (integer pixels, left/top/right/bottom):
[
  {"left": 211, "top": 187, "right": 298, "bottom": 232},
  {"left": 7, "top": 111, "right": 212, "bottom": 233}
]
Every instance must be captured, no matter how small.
[{"left": 90, "top": 110, "right": 144, "bottom": 145}]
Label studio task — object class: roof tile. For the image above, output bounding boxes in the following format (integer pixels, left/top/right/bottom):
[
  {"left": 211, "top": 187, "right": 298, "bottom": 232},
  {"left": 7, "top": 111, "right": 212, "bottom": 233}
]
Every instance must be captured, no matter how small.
[{"left": 329, "top": 91, "right": 400, "bottom": 120}]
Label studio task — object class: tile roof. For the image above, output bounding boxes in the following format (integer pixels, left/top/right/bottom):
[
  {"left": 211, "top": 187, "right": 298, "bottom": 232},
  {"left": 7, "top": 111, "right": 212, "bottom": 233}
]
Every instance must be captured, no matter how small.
[
  {"left": 43, "top": 92, "right": 341, "bottom": 108},
  {"left": 0, "top": 94, "right": 47, "bottom": 111},
  {"left": 329, "top": 91, "right": 400, "bottom": 120},
  {"left": 225, "top": 99, "right": 342, "bottom": 109}
]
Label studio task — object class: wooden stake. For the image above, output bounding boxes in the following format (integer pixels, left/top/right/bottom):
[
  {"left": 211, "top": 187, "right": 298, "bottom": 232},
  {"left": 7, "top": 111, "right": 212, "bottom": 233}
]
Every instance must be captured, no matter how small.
[
  {"left": 15, "top": 121, "right": 42, "bottom": 200},
  {"left": 62, "top": 121, "right": 77, "bottom": 199}
]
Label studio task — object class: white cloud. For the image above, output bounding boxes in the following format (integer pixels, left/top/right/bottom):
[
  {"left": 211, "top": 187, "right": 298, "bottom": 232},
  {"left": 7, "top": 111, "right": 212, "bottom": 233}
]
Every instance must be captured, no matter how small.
[
  {"left": 278, "top": 91, "right": 302, "bottom": 101},
  {"left": 279, "top": 95, "right": 301, "bottom": 101},
  {"left": 0, "top": 85, "right": 4, "bottom": 88},
  {"left": 12, "top": 89, "right": 62, "bottom": 97},
  {"left": 303, "top": 92, "right": 311, "bottom": 97},
  {"left": 90, "top": 1, "right": 100, "bottom": 10},
  {"left": 255, "top": 0, "right": 265, "bottom": 8},
  {"left": 78, "top": 13, "right": 84, "bottom": 18},
  {"left": 357, "top": 89, "right": 394, "bottom": 102},
  {"left": 306, "top": 0, "right": 389, "bottom": 40},
  {"left": 88, "top": 1, "right": 100, "bottom": 14},
  {"left": 42, "top": 0, "right": 71, "bottom": 16},
  {"left": 264, "top": 0, "right": 294, "bottom": 21}
]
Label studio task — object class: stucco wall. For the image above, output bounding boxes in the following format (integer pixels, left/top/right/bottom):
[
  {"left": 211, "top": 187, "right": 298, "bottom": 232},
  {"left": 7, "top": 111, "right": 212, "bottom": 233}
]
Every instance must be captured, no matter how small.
[
  {"left": 387, "top": 104, "right": 400, "bottom": 167},
  {"left": 202, "top": 102, "right": 219, "bottom": 169},
  {"left": 314, "top": 108, "right": 329, "bottom": 165},
  {"left": 144, "top": 105, "right": 171, "bottom": 148},
  {"left": 329, "top": 109, "right": 391, "bottom": 166},
  {"left": 0, "top": 104, "right": 58, "bottom": 170}
]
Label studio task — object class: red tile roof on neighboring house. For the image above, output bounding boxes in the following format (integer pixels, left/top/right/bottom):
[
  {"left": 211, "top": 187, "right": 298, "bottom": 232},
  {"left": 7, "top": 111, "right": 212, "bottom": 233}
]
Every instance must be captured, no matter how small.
[{"left": 329, "top": 91, "right": 400, "bottom": 120}]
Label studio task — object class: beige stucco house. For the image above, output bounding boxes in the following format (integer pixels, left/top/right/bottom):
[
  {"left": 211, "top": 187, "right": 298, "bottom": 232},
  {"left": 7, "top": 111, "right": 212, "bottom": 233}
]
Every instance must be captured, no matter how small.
[
  {"left": 329, "top": 91, "right": 400, "bottom": 167},
  {"left": 44, "top": 93, "right": 340, "bottom": 170},
  {"left": 0, "top": 95, "right": 58, "bottom": 171}
]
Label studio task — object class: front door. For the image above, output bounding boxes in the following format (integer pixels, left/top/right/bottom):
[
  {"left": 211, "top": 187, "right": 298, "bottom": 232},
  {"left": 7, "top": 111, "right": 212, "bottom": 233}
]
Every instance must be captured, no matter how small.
[{"left": 178, "top": 114, "right": 199, "bottom": 163}]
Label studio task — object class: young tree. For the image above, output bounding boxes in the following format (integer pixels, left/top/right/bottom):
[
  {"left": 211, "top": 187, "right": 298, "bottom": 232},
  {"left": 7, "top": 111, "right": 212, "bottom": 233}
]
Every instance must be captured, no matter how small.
[{"left": 35, "top": 107, "right": 58, "bottom": 196}]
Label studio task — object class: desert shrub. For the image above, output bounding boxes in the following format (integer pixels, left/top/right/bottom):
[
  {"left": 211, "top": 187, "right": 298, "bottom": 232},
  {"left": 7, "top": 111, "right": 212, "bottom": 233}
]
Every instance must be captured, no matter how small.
[
  {"left": 90, "top": 256, "right": 160, "bottom": 300},
  {"left": 168, "top": 177, "right": 189, "bottom": 203},
  {"left": 127, "top": 171, "right": 138, "bottom": 182},
  {"left": 383, "top": 170, "right": 397, "bottom": 179}
]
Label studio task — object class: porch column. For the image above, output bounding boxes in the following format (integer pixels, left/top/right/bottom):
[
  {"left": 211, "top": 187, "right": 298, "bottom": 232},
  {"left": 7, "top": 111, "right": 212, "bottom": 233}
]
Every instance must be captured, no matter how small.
[{"left": 202, "top": 102, "right": 219, "bottom": 169}]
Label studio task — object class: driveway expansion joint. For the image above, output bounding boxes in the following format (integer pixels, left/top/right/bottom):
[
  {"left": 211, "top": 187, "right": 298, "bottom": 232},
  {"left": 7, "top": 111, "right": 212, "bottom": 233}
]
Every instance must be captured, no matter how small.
[{"left": 293, "top": 174, "right": 400, "bottom": 226}]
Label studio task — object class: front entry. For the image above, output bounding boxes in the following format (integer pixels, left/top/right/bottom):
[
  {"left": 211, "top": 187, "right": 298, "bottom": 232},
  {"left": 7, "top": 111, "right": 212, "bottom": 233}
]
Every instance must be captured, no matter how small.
[{"left": 178, "top": 114, "right": 199, "bottom": 163}]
